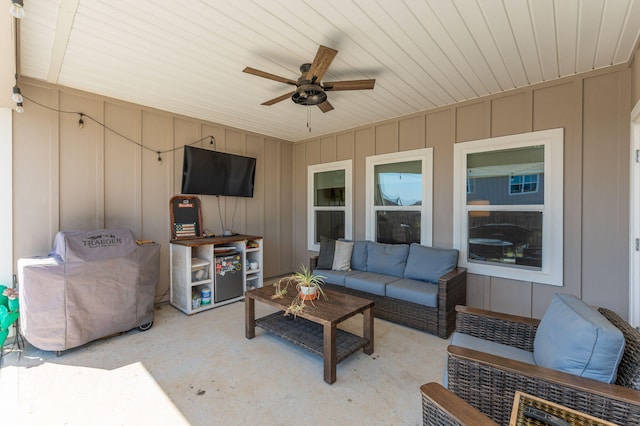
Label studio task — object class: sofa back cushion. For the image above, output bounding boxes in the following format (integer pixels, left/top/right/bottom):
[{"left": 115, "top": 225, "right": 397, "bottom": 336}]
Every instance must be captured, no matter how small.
[
  {"left": 533, "top": 293, "right": 625, "bottom": 383},
  {"left": 366, "top": 242, "right": 409, "bottom": 278},
  {"left": 350, "top": 240, "right": 368, "bottom": 271},
  {"left": 404, "top": 244, "right": 458, "bottom": 283}
]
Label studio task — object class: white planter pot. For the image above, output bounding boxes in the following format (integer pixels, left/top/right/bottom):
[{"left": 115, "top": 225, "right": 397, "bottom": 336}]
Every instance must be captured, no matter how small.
[{"left": 299, "top": 285, "right": 318, "bottom": 301}]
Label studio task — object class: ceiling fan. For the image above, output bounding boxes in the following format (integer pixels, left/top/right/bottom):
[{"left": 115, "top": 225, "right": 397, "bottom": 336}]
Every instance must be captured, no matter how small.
[{"left": 243, "top": 45, "right": 376, "bottom": 113}]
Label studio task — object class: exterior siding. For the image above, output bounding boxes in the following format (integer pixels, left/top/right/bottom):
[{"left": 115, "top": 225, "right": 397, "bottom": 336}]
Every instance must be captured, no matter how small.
[
  {"left": 13, "top": 79, "right": 295, "bottom": 301},
  {"left": 296, "top": 65, "right": 632, "bottom": 318}
]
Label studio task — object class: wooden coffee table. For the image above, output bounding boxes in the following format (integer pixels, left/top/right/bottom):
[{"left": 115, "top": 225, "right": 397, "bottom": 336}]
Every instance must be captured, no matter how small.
[{"left": 245, "top": 285, "right": 374, "bottom": 384}]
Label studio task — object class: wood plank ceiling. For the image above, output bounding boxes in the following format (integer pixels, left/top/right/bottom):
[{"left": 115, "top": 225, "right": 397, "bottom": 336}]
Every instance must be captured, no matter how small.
[{"left": 17, "top": 0, "right": 640, "bottom": 142}]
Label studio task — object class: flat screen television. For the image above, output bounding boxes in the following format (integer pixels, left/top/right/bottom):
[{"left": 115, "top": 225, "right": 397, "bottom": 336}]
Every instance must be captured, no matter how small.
[{"left": 181, "top": 145, "right": 256, "bottom": 197}]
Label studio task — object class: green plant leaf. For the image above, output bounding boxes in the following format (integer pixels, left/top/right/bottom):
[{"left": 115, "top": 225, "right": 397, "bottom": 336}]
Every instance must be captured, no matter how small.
[
  {"left": 0, "top": 305, "right": 8, "bottom": 321},
  {"left": 0, "top": 311, "right": 18, "bottom": 329}
]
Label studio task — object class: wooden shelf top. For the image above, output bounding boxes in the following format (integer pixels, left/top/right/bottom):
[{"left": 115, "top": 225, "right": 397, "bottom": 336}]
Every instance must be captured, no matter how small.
[{"left": 170, "top": 234, "right": 262, "bottom": 247}]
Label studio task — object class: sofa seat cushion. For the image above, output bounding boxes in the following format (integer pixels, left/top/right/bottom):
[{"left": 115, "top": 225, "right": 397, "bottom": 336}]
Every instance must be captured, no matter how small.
[
  {"left": 534, "top": 293, "right": 625, "bottom": 384},
  {"left": 315, "top": 269, "right": 359, "bottom": 286},
  {"left": 345, "top": 272, "right": 400, "bottom": 296},
  {"left": 404, "top": 243, "right": 458, "bottom": 283},
  {"left": 366, "top": 242, "right": 409, "bottom": 278},
  {"left": 444, "top": 332, "right": 535, "bottom": 387},
  {"left": 385, "top": 278, "right": 438, "bottom": 308}
]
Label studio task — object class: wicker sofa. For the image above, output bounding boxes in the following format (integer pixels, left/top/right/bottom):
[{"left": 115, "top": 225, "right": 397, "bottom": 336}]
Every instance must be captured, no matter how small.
[
  {"left": 310, "top": 239, "right": 466, "bottom": 338},
  {"left": 443, "top": 302, "right": 640, "bottom": 426}
]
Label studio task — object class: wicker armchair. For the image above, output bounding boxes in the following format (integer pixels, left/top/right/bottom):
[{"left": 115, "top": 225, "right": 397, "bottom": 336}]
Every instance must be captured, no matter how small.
[
  {"left": 447, "top": 305, "right": 640, "bottom": 426},
  {"left": 421, "top": 382, "right": 498, "bottom": 426}
]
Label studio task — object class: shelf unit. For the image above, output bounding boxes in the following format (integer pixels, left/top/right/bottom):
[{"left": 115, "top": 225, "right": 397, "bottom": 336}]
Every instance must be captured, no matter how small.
[
  {"left": 170, "top": 235, "right": 263, "bottom": 314},
  {"left": 245, "top": 239, "right": 263, "bottom": 291}
]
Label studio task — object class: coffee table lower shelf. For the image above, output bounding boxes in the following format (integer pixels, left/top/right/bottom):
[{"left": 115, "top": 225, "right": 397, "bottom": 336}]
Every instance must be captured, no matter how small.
[{"left": 256, "top": 312, "right": 369, "bottom": 363}]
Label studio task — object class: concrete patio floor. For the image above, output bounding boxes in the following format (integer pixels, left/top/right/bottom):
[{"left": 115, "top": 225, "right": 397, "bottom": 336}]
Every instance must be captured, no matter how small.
[{"left": 1, "top": 299, "right": 448, "bottom": 425}]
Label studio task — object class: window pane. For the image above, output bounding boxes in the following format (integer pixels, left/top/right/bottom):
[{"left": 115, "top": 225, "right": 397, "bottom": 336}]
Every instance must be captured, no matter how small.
[
  {"left": 509, "top": 174, "right": 539, "bottom": 194},
  {"left": 374, "top": 161, "right": 422, "bottom": 206},
  {"left": 468, "top": 211, "right": 542, "bottom": 269},
  {"left": 376, "top": 211, "right": 421, "bottom": 244},
  {"left": 467, "top": 146, "right": 544, "bottom": 205},
  {"left": 314, "top": 170, "right": 345, "bottom": 207},
  {"left": 315, "top": 211, "right": 345, "bottom": 242}
]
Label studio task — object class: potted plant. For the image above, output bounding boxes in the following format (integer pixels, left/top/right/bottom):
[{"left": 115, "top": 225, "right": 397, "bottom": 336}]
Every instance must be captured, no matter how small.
[
  {"left": 272, "top": 265, "right": 327, "bottom": 317},
  {"left": 0, "top": 286, "right": 19, "bottom": 347}
]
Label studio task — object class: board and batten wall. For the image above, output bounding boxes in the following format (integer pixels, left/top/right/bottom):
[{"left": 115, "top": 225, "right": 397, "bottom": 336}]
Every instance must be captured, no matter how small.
[
  {"left": 294, "top": 64, "right": 633, "bottom": 319},
  {"left": 12, "top": 78, "right": 295, "bottom": 303}
]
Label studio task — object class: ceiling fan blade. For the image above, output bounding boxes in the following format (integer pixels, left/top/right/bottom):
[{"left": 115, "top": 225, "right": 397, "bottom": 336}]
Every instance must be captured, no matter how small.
[
  {"left": 317, "top": 100, "right": 334, "bottom": 113},
  {"left": 261, "top": 91, "right": 295, "bottom": 106},
  {"left": 243, "top": 67, "right": 297, "bottom": 85},
  {"left": 323, "top": 79, "right": 376, "bottom": 91},
  {"left": 305, "top": 45, "right": 338, "bottom": 83}
]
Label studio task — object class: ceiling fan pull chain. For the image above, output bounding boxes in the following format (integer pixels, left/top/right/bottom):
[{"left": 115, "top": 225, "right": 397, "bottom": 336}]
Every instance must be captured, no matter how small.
[{"left": 307, "top": 105, "right": 311, "bottom": 132}]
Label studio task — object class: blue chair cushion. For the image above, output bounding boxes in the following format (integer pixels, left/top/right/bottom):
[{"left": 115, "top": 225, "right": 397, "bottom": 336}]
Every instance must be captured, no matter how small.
[
  {"left": 345, "top": 272, "right": 400, "bottom": 296},
  {"left": 404, "top": 244, "right": 458, "bottom": 283},
  {"left": 385, "top": 278, "right": 438, "bottom": 308},
  {"left": 445, "top": 332, "right": 536, "bottom": 387},
  {"left": 533, "top": 293, "right": 625, "bottom": 383},
  {"left": 366, "top": 242, "right": 409, "bottom": 278}
]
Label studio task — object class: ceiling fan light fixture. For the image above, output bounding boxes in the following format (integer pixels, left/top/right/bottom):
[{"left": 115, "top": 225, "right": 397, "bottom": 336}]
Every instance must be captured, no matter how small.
[
  {"left": 245, "top": 45, "right": 373, "bottom": 112},
  {"left": 9, "top": 0, "right": 24, "bottom": 19},
  {"left": 292, "top": 84, "right": 326, "bottom": 106}
]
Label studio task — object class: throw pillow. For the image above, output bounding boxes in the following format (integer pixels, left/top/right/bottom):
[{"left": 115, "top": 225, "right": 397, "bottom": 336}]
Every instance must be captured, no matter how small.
[
  {"left": 317, "top": 236, "right": 335, "bottom": 270},
  {"left": 332, "top": 240, "right": 354, "bottom": 271},
  {"left": 404, "top": 243, "right": 458, "bottom": 283},
  {"left": 533, "top": 293, "right": 625, "bottom": 384}
]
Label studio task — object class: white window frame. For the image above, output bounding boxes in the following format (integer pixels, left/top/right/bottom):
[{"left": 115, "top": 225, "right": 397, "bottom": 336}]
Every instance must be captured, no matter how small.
[
  {"left": 365, "top": 148, "right": 433, "bottom": 245},
  {"left": 307, "top": 160, "right": 352, "bottom": 251},
  {"left": 629, "top": 100, "right": 640, "bottom": 327},
  {"left": 453, "top": 128, "right": 564, "bottom": 286}
]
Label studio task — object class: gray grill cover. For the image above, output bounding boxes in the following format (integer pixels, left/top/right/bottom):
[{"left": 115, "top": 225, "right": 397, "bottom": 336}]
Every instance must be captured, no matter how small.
[{"left": 18, "top": 229, "right": 160, "bottom": 352}]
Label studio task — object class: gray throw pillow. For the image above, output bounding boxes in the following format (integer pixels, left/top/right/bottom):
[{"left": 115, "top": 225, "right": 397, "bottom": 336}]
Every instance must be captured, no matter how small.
[{"left": 317, "top": 236, "right": 335, "bottom": 270}]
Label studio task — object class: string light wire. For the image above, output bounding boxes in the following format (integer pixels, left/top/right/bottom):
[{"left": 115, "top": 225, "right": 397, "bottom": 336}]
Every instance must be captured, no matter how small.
[
  {"left": 22, "top": 94, "right": 216, "bottom": 160},
  {"left": 12, "top": 11, "right": 23, "bottom": 112}
]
